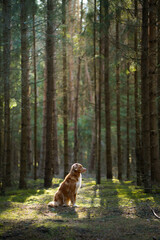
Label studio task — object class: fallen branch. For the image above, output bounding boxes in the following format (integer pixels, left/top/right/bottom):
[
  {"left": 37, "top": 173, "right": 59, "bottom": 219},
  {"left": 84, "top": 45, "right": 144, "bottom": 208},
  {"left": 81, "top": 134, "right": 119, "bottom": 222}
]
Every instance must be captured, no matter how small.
[{"left": 147, "top": 204, "right": 160, "bottom": 219}]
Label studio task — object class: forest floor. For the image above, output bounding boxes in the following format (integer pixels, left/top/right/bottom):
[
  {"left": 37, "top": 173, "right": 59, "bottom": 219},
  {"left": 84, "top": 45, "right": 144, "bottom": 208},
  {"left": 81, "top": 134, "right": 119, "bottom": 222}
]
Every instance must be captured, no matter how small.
[{"left": 0, "top": 178, "right": 160, "bottom": 240}]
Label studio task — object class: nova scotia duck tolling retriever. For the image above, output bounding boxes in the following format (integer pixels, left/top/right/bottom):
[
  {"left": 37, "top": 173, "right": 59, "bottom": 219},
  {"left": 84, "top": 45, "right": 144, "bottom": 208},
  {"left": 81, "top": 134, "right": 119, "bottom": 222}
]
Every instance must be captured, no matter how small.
[{"left": 48, "top": 163, "right": 86, "bottom": 207}]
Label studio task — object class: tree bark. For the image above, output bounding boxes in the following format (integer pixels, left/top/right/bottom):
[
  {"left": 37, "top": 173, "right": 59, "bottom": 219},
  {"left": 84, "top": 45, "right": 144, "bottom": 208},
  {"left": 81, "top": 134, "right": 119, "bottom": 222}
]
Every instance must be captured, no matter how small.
[
  {"left": 0, "top": 96, "right": 3, "bottom": 193},
  {"left": 44, "top": 0, "right": 55, "bottom": 187},
  {"left": 149, "top": 0, "right": 160, "bottom": 183},
  {"left": 158, "top": 0, "right": 160, "bottom": 166},
  {"left": 74, "top": 57, "right": 81, "bottom": 163},
  {"left": 104, "top": 0, "right": 112, "bottom": 180},
  {"left": 134, "top": 0, "right": 141, "bottom": 186},
  {"left": 85, "top": 59, "right": 94, "bottom": 104},
  {"left": 116, "top": 9, "right": 122, "bottom": 181},
  {"left": 27, "top": 100, "right": 32, "bottom": 176},
  {"left": 39, "top": 69, "right": 47, "bottom": 178},
  {"left": 19, "top": 0, "right": 29, "bottom": 189},
  {"left": 86, "top": 58, "right": 96, "bottom": 173},
  {"left": 93, "top": 0, "right": 97, "bottom": 179},
  {"left": 3, "top": 0, "right": 11, "bottom": 188},
  {"left": 32, "top": 2, "right": 37, "bottom": 180},
  {"left": 141, "top": 0, "right": 151, "bottom": 192},
  {"left": 68, "top": 0, "right": 74, "bottom": 121},
  {"left": 0, "top": 16, "right": 4, "bottom": 193},
  {"left": 74, "top": 0, "right": 83, "bottom": 163},
  {"left": 126, "top": 14, "right": 130, "bottom": 180},
  {"left": 52, "top": 48, "right": 59, "bottom": 175},
  {"left": 126, "top": 62, "right": 130, "bottom": 180},
  {"left": 62, "top": 0, "right": 69, "bottom": 178},
  {"left": 96, "top": 0, "right": 102, "bottom": 184}
]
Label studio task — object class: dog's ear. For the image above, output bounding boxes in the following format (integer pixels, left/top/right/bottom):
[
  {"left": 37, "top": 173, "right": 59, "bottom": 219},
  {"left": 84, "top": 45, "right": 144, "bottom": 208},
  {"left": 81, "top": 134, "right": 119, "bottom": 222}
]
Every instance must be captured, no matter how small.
[{"left": 74, "top": 163, "right": 78, "bottom": 171}]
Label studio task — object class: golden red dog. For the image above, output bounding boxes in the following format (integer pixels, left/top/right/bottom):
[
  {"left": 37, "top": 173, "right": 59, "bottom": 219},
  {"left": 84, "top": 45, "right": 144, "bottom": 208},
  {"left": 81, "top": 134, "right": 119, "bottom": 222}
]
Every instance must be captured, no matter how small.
[{"left": 48, "top": 163, "right": 86, "bottom": 207}]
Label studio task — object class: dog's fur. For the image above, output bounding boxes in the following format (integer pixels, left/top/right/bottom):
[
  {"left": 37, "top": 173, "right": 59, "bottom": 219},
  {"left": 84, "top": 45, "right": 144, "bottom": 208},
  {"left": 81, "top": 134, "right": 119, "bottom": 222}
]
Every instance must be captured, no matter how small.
[{"left": 48, "top": 163, "right": 86, "bottom": 207}]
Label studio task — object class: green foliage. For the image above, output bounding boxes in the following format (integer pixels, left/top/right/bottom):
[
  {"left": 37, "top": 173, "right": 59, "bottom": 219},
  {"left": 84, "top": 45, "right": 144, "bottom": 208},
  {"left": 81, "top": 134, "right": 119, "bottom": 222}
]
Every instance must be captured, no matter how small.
[{"left": 10, "top": 98, "right": 17, "bottom": 109}]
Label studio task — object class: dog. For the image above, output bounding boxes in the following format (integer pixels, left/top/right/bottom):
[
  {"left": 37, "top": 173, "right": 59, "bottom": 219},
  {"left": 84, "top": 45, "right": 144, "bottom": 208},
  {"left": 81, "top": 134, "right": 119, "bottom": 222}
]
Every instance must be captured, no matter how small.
[{"left": 48, "top": 163, "right": 86, "bottom": 207}]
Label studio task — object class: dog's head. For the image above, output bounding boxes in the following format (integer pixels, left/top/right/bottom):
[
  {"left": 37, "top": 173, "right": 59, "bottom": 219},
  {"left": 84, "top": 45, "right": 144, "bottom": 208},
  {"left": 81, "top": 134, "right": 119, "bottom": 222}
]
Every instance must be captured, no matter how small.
[{"left": 71, "top": 163, "right": 86, "bottom": 174}]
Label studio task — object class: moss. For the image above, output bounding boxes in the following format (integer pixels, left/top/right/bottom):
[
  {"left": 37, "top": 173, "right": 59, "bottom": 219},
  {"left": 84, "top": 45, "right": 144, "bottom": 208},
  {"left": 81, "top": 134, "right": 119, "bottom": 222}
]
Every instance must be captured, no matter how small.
[{"left": 0, "top": 178, "right": 160, "bottom": 240}]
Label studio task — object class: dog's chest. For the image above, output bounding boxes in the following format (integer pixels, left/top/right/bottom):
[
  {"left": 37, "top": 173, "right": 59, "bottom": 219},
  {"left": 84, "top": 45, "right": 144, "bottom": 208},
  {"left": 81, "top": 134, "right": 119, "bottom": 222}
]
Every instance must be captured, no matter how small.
[{"left": 76, "top": 174, "right": 82, "bottom": 192}]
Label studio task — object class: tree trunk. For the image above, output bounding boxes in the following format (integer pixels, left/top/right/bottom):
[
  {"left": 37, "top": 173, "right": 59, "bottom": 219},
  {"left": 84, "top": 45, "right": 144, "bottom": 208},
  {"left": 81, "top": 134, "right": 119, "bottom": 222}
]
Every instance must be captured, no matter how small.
[
  {"left": 149, "top": 0, "right": 160, "bottom": 183},
  {"left": 141, "top": 0, "right": 151, "bottom": 192},
  {"left": 52, "top": 47, "right": 59, "bottom": 175},
  {"left": 74, "top": 0, "right": 83, "bottom": 163},
  {"left": 27, "top": 100, "right": 32, "bottom": 177},
  {"left": 0, "top": 96, "right": 3, "bottom": 193},
  {"left": 126, "top": 14, "right": 130, "bottom": 180},
  {"left": 89, "top": 126, "right": 96, "bottom": 173},
  {"left": 32, "top": 3, "right": 37, "bottom": 180},
  {"left": 3, "top": 0, "right": 11, "bottom": 188},
  {"left": 96, "top": 0, "right": 102, "bottom": 184},
  {"left": 126, "top": 62, "right": 130, "bottom": 180},
  {"left": 62, "top": 0, "right": 69, "bottom": 178},
  {"left": 39, "top": 69, "right": 47, "bottom": 178},
  {"left": 85, "top": 58, "right": 96, "bottom": 173},
  {"left": 68, "top": 0, "right": 74, "bottom": 121},
  {"left": 85, "top": 59, "right": 94, "bottom": 104},
  {"left": 116, "top": 9, "right": 122, "bottom": 181},
  {"left": 158, "top": 0, "right": 160, "bottom": 164},
  {"left": 0, "top": 20, "right": 4, "bottom": 193},
  {"left": 134, "top": 0, "right": 141, "bottom": 186},
  {"left": 12, "top": 139, "right": 19, "bottom": 180},
  {"left": 93, "top": 0, "right": 97, "bottom": 179},
  {"left": 19, "top": 0, "right": 29, "bottom": 189},
  {"left": 44, "top": 0, "right": 55, "bottom": 187},
  {"left": 74, "top": 57, "right": 81, "bottom": 163},
  {"left": 104, "top": 0, "right": 112, "bottom": 180}
]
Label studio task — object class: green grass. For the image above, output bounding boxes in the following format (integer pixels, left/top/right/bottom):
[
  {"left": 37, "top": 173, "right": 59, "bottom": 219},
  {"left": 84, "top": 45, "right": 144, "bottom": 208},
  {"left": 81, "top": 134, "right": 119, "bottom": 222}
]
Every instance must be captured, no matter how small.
[{"left": 0, "top": 178, "right": 160, "bottom": 240}]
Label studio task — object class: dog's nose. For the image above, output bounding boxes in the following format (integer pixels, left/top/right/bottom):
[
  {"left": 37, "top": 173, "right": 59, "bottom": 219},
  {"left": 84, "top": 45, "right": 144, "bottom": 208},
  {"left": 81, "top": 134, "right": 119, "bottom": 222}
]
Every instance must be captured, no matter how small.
[{"left": 83, "top": 168, "right": 87, "bottom": 172}]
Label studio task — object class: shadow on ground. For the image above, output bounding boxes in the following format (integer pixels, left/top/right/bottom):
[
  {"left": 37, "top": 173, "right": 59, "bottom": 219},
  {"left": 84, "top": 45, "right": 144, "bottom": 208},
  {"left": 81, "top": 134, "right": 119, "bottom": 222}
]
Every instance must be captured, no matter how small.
[{"left": 0, "top": 178, "right": 160, "bottom": 240}]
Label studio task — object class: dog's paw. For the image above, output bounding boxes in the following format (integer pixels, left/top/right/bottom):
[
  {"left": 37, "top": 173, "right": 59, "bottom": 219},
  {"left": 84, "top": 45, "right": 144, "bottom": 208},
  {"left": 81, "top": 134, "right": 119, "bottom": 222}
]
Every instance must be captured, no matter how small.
[
  {"left": 48, "top": 201, "right": 55, "bottom": 207},
  {"left": 72, "top": 204, "right": 78, "bottom": 207},
  {"left": 62, "top": 204, "right": 69, "bottom": 207}
]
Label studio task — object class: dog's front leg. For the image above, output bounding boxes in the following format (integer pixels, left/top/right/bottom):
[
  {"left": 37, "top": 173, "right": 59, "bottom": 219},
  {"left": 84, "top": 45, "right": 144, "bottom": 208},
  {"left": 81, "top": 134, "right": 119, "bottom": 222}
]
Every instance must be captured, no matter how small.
[
  {"left": 71, "top": 193, "right": 78, "bottom": 207},
  {"left": 63, "top": 197, "right": 69, "bottom": 207}
]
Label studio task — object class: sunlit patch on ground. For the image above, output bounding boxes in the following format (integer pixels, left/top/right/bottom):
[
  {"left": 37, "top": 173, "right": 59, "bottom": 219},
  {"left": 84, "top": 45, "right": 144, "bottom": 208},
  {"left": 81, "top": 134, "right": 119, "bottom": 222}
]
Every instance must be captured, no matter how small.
[{"left": 0, "top": 178, "right": 160, "bottom": 240}]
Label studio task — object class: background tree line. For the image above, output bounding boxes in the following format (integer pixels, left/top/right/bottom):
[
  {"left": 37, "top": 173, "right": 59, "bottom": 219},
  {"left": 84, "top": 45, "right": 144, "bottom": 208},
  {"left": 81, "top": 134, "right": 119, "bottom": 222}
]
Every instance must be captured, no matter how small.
[{"left": 0, "top": 0, "right": 160, "bottom": 193}]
